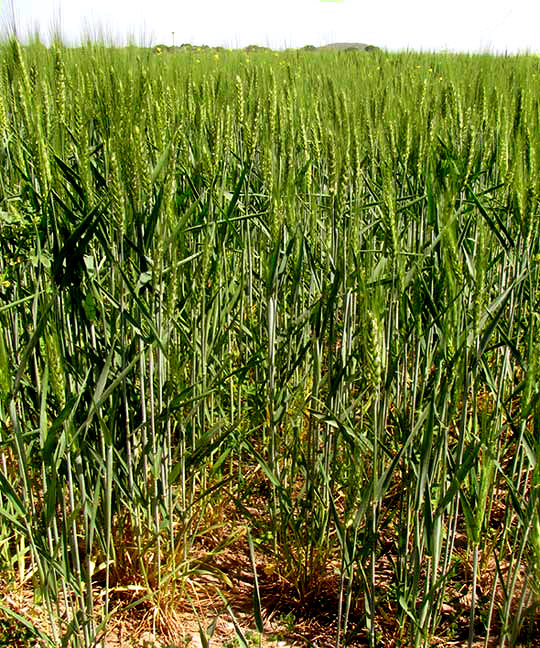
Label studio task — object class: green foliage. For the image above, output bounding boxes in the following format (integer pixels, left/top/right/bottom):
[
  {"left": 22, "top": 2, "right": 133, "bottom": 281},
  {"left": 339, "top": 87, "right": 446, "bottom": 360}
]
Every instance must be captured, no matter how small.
[
  {"left": 0, "top": 38, "right": 540, "bottom": 648},
  {"left": 0, "top": 617, "right": 41, "bottom": 647}
]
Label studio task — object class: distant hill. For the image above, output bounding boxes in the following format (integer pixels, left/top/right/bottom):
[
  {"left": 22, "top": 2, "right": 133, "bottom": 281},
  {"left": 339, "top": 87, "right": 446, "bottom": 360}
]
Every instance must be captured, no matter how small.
[
  {"left": 151, "top": 42, "right": 381, "bottom": 55},
  {"left": 317, "top": 42, "right": 380, "bottom": 52}
]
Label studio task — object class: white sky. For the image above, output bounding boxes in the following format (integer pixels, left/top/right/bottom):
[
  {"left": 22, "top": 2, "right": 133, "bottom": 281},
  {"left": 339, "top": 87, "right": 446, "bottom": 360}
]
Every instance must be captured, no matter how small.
[{"left": 4, "top": 0, "right": 540, "bottom": 53}]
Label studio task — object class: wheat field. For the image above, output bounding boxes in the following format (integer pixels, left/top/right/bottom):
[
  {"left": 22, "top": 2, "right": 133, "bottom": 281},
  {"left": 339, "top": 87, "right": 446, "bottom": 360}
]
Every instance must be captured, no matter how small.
[{"left": 1, "top": 39, "right": 540, "bottom": 647}]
